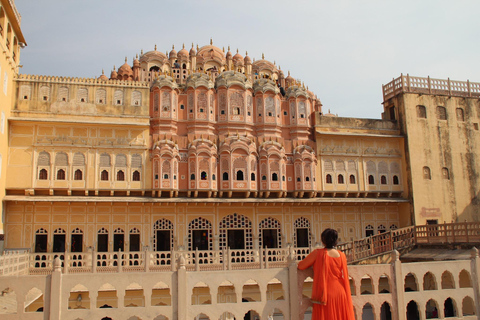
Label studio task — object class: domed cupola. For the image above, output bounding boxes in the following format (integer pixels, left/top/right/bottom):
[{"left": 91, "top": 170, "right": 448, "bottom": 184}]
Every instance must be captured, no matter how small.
[
  {"left": 110, "top": 66, "right": 118, "bottom": 80},
  {"left": 185, "top": 73, "right": 214, "bottom": 90},
  {"left": 178, "top": 43, "right": 189, "bottom": 59},
  {"left": 169, "top": 45, "right": 177, "bottom": 59},
  {"left": 233, "top": 49, "right": 244, "bottom": 65},
  {"left": 139, "top": 44, "right": 168, "bottom": 64},
  {"left": 117, "top": 57, "right": 134, "bottom": 80},
  {"left": 99, "top": 69, "right": 108, "bottom": 81},
  {"left": 151, "top": 74, "right": 179, "bottom": 90},
  {"left": 244, "top": 51, "right": 252, "bottom": 65},
  {"left": 215, "top": 70, "right": 251, "bottom": 90},
  {"left": 133, "top": 54, "right": 140, "bottom": 67},
  {"left": 189, "top": 43, "right": 196, "bottom": 57},
  {"left": 226, "top": 46, "right": 233, "bottom": 59}
]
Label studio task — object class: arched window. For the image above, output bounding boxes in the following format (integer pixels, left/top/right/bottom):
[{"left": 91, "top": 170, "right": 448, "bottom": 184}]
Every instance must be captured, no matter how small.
[
  {"left": 201, "top": 171, "right": 207, "bottom": 180},
  {"left": 132, "top": 170, "right": 140, "bottom": 181},
  {"left": 417, "top": 105, "right": 427, "bottom": 118},
  {"left": 272, "top": 173, "right": 278, "bottom": 181},
  {"left": 251, "top": 173, "right": 255, "bottom": 181},
  {"left": 337, "top": 174, "right": 344, "bottom": 184},
  {"left": 74, "top": 169, "right": 83, "bottom": 180},
  {"left": 262, "top": 175, "right": 267, "bottom": 181},
  {"left": 349, "top": 174, "right": 356, "bottom": 184},
  {"left": 393, "top": 175, "right": 399, "bottom": 185},
  {"left": 437, "top": 106, "right": 447, "bottom": 120},
  {"left": 116, "top": 170, "right": 125, "bottom": 181},
  {"left": 365, "top": 225, "right": 374, "bottom": 237},
  {"left": 456, "top": 108, "right": 465, "bottom": 121},
  {"left": 163, "top": 174, "right": 169, "bottom": 179},
  {"left": 423, "top": 166, "right": 431, "bottom": 180},
  {"left": 35, "top": 228, "right": 48, "bottom": 253},
  {"left": 190, "top": 173, "right": 195, "bottom": 180},
  {"left": 381, "top": 175, "right": 387, "bottom": 184},
  {"left": 368, "top": 175, "right": 375, "bottom": 185},
  {"left": 212, "top": 174, "right": 216, "bottom": 181},
  {"left": 97, "top": 228, "right": 108, "bottom": 252},
  {"left": 442, "top": 167, "right": 450, "bottom": 180},
  {"left": 39, "top": 169, "right": 48, "bottom": 180},
  {"left": 236, "top": 170, "right": 244, "bottom": 181},
  {"left": 56, "top": 169, "right": 65, "bottom": 180},
  {"left": 101, "top": 170, "right": 109, "bottom": 181},
  {"left": 326, "top": 174, "right": 332, "bottom": 184}
]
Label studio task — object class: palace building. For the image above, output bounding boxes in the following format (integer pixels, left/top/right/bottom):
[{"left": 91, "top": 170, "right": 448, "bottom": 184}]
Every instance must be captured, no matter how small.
[{"left": 1, "top": 2, "right": 480, "bottom": 320}]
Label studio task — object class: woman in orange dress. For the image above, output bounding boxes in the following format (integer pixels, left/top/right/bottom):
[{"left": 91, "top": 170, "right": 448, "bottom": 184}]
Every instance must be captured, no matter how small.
[{"left": 298, "top": 228, "right": 355, "bottom": 320}]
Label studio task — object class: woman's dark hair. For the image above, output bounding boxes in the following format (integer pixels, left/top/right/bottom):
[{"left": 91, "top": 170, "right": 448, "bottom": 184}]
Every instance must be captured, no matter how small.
[{"left": 321, "top": 228, "right": 338, "bottom": 248}]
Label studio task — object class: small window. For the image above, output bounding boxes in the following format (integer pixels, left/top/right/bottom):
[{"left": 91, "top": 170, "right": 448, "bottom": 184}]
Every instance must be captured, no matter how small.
[
  {"left": 283, "top": 111, "right": 287, "bottom": 116},
  {"left": 417, "top": 105, "right": 427, "bottom": 118},
  {"left": 268, "top": 112, "right": 272, "bottom": 116},
  {"left": 456, "top": 108, "right": 465, "bottom": 121},
  {"left": 57, "top": 169, "right": 65, "bottom": 180},
  {"left": 474, "top": 123, "right": 479, "bottom": 130},
  {"left": 297, "top": 177, "right": 301, "bottom": 182},
  {"left": 190, "top": 109, "right": 193, "bottom": 113},
  {"left": 117, "top": 100, "right": 121, "bottom": 104},
  {"left": 164, "top": 174, "right": 169, "bottom": 179},
  {"left": 282, "top": 176, "right": 285, "bottom": 181},
  {"left": 200, "top": 108, "right": 204, "bottom": 113},
  {"left": 349, "top": 175, "right": 356, "bottom": 184},
  {"left": 190, "top": 174, "right": 195, "bottom": 180},
  {"left": 305, "top": 176, "right": 310, "bottom": 181},
  {"left": 381, "top": 175, "right": 387, "bottom": 184},
  {"left": 155, "top": 174, "right": 159, "bottom": 179},
  {"left": 236, "top": 170, "right": 244, "bottom": 181},
  {"left": 39, "top": 169, "right": 48, "bottom": 180},
  {"left": 132, "top": 170, "right": 140, "bottom": 181},
  {"left": 211, "top": 174, "right": 215, "bottom": 181},
  {"left": 262, "top": 175, "right": 267, "bottom": 181},
  {"left": 221, "top": 110, "right": 225, "bottom": 115},
  {"left": 442, "top": 167, "right": 450, "bottom": 180},
  {"left": 368, "top": 175, "right": 375, "bottom": 185},
  {"left": 272, "top": 173, "right": 278, "bottom": 181},
  {"left": 337, "top": 174, "right": 344, "bottom": 184},
  {"left": 117, "top": 170, "right": 125, "bottom": 181},
  {"left": 101, "top": 170, "right": 109, "bottom": 181},
  {"left": 423, "top": 166, "right": 431, "bottom": 180},
  {"left": 326, "top": 174, "right": 332, "bottom": 184},
  {"left": 43, "top": 96, "right": 48, "bottom": 101},
  {"left": 180, "top": 104, "right": 185, "bottom": 110},
  {"left": 74, "top": 169, "right": 83, "bottom": 180},
  {"left": 393, "top": 175, "right": 399, "bottom": 185},
  {"left": 201, "top": 171, "right": 207, "bottom": 180},
  {"left": 251, "top": 173, "right": 255, "bottom": 181},
  {"left": 223, "top": 172, "right": 229, "bottom": 181},
  {"left": 437, "top": 106, "right": 447, "bottom": 120},
  {"left": 300, "top": 114, "right": 305, "bottom": 118}
]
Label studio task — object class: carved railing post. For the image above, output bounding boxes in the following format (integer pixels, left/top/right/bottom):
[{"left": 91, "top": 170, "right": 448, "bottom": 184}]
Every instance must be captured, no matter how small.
[
  {"left": 49, "top": 257, "right": 63, "bottom": 320},
  {"left": 470, "top": 247, "right": 480, "bottom": 316},
  {"left": 288, "top": 246, "right": 299, "bottom": 320},
  {"left": 177, "top": 253, "right": 187, "bottom": 320},
  {"left": 391, "top": 250, "right": 405, "bottom": 320}
]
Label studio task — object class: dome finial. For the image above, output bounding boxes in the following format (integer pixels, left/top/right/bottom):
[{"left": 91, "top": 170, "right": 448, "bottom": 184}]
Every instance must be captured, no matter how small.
[
  {"left": 228, "top": 45, "right": 230, "bottom": 51},
  {"left": 141, "top": 49, "right": 143, "bottom": 55},
  {"left": 125, "top": 57, "right": 127, "bottom": 63},
  {"left": 102, "top": 69, "right": 104, "bottom": 75},
  {"left": 245, "top": 51, "right": 248, "bottom": 55},
  {"left": 182, "top": 43, "right": 185, "bottom": 49},
  {"left": 136, "top": 53, "right": 138, "bottom": 59},
  {"left": 113, "top": 65, "right": 116, "bottom": 70},
  {"left": 236, "top": 48, "right": 239, "bottom": 53},
  {"left": 210, "top": 38, "right": 213, "bottom": 45},
  {"left": 172, "top": 44, "right": 175, "bottom": 50},
  {"left": 192, "top": 42, "right": 194, "bottom": 48},
  {"left": 262, "top": 53, "right": 265, "bottom": 59},
  {"left": 154, "top": 44, "right": 157, "bottom": 51}
]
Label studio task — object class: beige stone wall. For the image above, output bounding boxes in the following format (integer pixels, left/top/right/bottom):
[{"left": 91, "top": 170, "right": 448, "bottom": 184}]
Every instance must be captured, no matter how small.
[
  {"left": 386, "top": 93, "right": 480, "bottom": 224},
  {"left": 3, "top": 200, "right": 404, "bottom": 251},
  {"left": 0, "top": 1, "right": 24, "bottom": 234}
]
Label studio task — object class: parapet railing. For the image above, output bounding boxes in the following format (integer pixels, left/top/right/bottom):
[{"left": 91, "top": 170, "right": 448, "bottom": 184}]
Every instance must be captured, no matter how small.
[
  {"left": 383, "top": 74, "right": 480, "bottom": 101},
  {"left": 2, "top": 221, "right": 480, "bottom": 276}
]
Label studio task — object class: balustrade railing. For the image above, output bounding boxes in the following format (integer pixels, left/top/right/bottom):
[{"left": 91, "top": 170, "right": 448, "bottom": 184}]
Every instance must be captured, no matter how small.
[
  {"left": 2, "top": 221, "right": 480, "bottom": 276},
  {"left": 383, "top": 74, "right": 480, "bottom": 101}
]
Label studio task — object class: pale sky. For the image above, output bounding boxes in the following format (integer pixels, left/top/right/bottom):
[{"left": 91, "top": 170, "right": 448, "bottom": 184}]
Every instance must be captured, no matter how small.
[{"left": 14, "top": 0, "right": 480, "bottom": 119}]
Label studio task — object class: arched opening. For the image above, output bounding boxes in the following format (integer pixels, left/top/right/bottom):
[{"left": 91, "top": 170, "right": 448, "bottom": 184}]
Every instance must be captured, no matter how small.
[
  {"left": 217, "top": 281, "right": 236, "bottom": 303},
  {"left": 56, "top": 169, "right": 65, "bottom": 180},
  {"left": 360, "top": 276, "right": 373, "bottom": 294},
  {"left": 53, "top": 228, "right": 66, "bottom": 253},
  {"left": 153, "top": 219, "right": 173, "bottom": 252},
  {"left": 132, "top": 170, "right": 140, "bottom": 181},
  {"left": 243, "top": 310, "right": 259, "bottom": 320},
  {"left": 71, "top": 228, "right": 83, "bottom": 253},
  {"left": 381, "top": 175, "right": 387, "bottom": 184},
  {"left": 368, "top": 175, "right": 375, "bottom": 185},
  {"left": 406, "top": 300, "right": 420, "bottom": 320},
  {"left": 116, "top": 170, "right": 125, "bottom": 181},
  {"left": 326, "top": 174, "right": 332, "bottom": 184},
  {"left": 192, "top": 282, "right": 211, "bottom": 305},
  {"left": 96, "top": 283, "right": 117, "bottom": 308},
  {"left": 349, "top": 174, "right": 356, "bottom": 184},
  {"left": 223, "top": 172, "right": 229, "bottom": 181},
  {"left": 426, "top": 299, "right": 439, "bottom": 319},
  {"left": 251, "top": 172, "right": 255, "bottom": 181},
  {"left": 404, "top": 273, "right": 418, "bottom": 291},
  {"left": 444, "top": 297, "right": 456, "bottom": 318},
  {"left": 259, "top": 217, "right": 281, "bottom": 249},
  {"left": 151, "top": 282, "right": 171, "bottom": 306},
  {"left": 201, "top": 171, "right": 207, "bottom": 180},
  {"left": 68, "top": 285, "right": 90, "bottom": 309},
  {"left": 459, "top": 269, "right": 472, "bottom": 287},
  {"left": 378, "top": 275, "right": 390, "bottom": 293},
  {"left": 462, "top": 296, "right": 475, "bottom": 316},
  {"left": 393, "top": 175, "right": 399, "bottom": 184},
  {"left": 236, "top": 170, "right": 244, "bottom": 181},
  {"left": 362, "top": 303, "right": 374, "bottom": 320},
  {"left": 272, "top": 172, "right": 278, "bottom": 181},
  {"left": 113, "top": 228, "right": 125, "bottom": 252},
  {"left": 302, "top": 277, "right": 313, "bottom": 299},
  {"left": 74, "top": 169, "right": 83, "bottom": 180},
  {"left": 338, "top": 174, "right": 344, "bottom": 184},
  {"left": 267, "top": 278, "right": 284, "bottom": 301},
  {"left": 97, "top": 228, "right": 108, "bottom": 252},
  {"left": 39, "top": 168, "right": 48, "bottom": 180},
  {"left": 24, "top": 288, "right": 44, "bottom": 312},
  {"left": 101, "top": 170, "right": 109, "bottom": 181},
  {"left": 380, "top": 302, "right": 392, "bottom": 320},
  {"left": 129, "top": 228, "right": 140, "bottom": 252},
  {"left": 441, "top": 271, "right": 455, "bottom": 289},
  {"left": 242, "top": 280, "right": 261, "bottom": 302},
  {"left": 423, "top": 272, "right": 437, "bottom": 290}
]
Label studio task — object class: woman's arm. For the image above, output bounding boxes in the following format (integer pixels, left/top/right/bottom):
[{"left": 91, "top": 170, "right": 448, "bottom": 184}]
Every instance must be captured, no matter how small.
[{"left": 297, "top": 249, "right": 317, "bottom": 270}]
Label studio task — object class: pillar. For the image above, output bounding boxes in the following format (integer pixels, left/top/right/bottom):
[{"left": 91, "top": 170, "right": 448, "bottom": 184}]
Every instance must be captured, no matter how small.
[
  {"left": 177, "top": 253, "right": 187, "bottom": 320},
  {"left": 288, "top": 247, "right": 299, "bottom": 320},
  {"left": 470, "top": 247, "right": 480, "bottom": 316},
  {"left": 49, "top": 257, "right": 63, "bottom": 320},
  {"left": 391, "top": 250, "right": 405, "bottom": 320}
]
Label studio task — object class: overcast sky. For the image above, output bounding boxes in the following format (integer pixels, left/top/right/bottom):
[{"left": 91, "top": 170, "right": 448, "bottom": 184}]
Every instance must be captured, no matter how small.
[{"left": 14, "top": 0, "right": 480, "bottom": 119}]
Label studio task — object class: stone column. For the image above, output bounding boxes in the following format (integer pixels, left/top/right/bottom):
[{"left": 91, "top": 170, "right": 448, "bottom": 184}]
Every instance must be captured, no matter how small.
[
  {"left": 176, "top": 253, "right": 187, "bottom": 320},
  {"left": 49, "top": 257, "right": 63, "bottom": 320},
  {"left": 288, "top": 246, "right": 299, "bottom": 320},
  {"left": 391, "top": 250, "right": 405, "bottom": 320},
  {"left": 470, "top": 247, "right": 480, "bottom": 316}
]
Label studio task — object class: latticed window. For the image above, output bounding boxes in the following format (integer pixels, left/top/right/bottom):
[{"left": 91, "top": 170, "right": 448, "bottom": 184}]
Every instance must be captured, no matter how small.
[
  {"left": 115, "top": 154, "right": 127, "bottom": 167},
  {"left": 326, "top": 174, "right": 332, "bottom": 184},
  {"left": 131, "top": 154, "right": 142, "bottom": 168},
  {"left": 338, "top": 174, "right": 344, "bottom": 184},
  {"left": 365, "top": 225, "right": 374, "bottom": 237},
  {"left": 58, "top": 86, "right": 69, "bottom": 102},
  {"left": 96, "top": 89, "right": 106, "bottom": 104},
  {"left": 101, "top": 170, "right": 109, "bottom": 181},
  {"left": 73, "top": 153, "right": 85, "bottom": 166},
  {"left": 294, "top": 217, "right": 311, "bottom": 248},
  {"left": 77, "top": 88, "right": 88, "bottom": 103},
  {"left": 258, "top": 217, "right": 282, "bottom": 249},
  {"left": 132, "top": 170, "right": 140, "bottom": 181},
  {"left": 219, "top": 213, "right": 253, "bottom": 250},
  {"left": 153, "top": 219, "right": 174, "bottom": 251},
  {"left": 131, "top": 90, "right": 142, "bottom": 106},
  {"left": 117, "top": 170, "right": 125, "bottom": 181},
  {"left": 39, "top": 169, "right": 48, "bottom": 180},
  {"left": 57, "top": 169, "right": 65, "bottom": 180},
  {"left": 349, "top": 175, "right": 356, "bottom": 184},
  {"left": 99, "top": 153, "right": 111, "bottom": 167},
  {"left": 114, "top": 90, "right": 124, "bottom": 105},
  {"left": 55, "top": 152, "right": 68, "bottom": 166},
  {"left": 188, "top": 217, "right": 213, "bottom": 251},
  {"left": 38, "top": 152, "right": 50, "bottom": 166}
]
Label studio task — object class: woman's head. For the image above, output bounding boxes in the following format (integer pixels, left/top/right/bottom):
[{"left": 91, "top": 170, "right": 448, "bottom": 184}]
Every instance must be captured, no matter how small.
[{"left": 321, "top": 228, "right": 338, "bottom": 248}]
